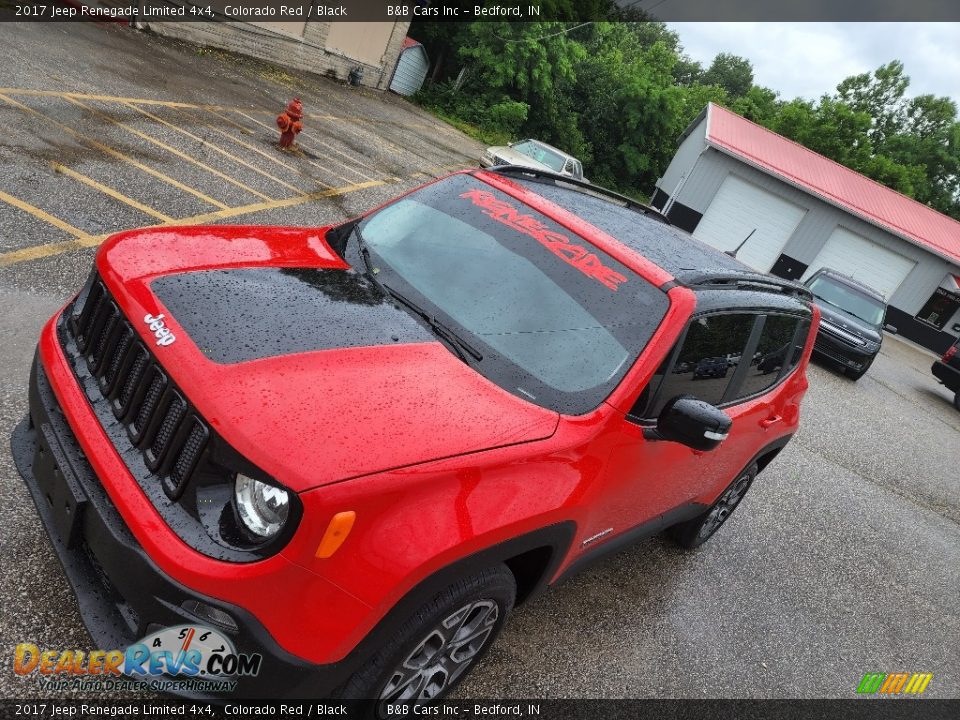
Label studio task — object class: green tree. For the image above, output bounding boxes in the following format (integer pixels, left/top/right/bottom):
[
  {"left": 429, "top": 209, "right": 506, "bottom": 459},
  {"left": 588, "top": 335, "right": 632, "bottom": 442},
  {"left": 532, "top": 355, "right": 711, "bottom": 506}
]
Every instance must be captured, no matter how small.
[
  {"left": 730, "top": 85, "right": 780, "bottom": 125},
  {"left": 836, "top": 60, "right": 909, "bottom": 147},
  {"left": 701, "top": 53, "right": 754, "bottom": 99}
]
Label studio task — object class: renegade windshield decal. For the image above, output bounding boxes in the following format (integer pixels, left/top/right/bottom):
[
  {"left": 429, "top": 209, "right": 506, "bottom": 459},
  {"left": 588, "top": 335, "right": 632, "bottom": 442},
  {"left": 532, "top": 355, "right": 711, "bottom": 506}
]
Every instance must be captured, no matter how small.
[
  {"left": 354, "top": 175, "right": 669, "bottom": 414},
  {"left": 459, "top": 188, "right": 628, "bottom": 291}
]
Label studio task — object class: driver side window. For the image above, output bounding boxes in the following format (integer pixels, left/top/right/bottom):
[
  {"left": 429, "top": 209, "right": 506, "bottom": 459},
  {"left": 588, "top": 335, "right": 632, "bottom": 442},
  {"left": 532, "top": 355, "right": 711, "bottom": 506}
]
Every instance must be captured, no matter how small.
[{"left": 632, "top": 313, "right": 758, "bottom": 419}]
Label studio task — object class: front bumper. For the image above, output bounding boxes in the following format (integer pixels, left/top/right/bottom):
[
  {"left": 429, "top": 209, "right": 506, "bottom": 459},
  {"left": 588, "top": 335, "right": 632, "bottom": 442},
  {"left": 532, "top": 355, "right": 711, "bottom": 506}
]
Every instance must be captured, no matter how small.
[
  {"left": 812, "top": 329, "right": 877, "bottom": 370},
  {"left": 932, "top": 359, "right": 960, "bottom": 392},
  {"left": 11, "top": 355, "right": 351, "bottom": 698}
]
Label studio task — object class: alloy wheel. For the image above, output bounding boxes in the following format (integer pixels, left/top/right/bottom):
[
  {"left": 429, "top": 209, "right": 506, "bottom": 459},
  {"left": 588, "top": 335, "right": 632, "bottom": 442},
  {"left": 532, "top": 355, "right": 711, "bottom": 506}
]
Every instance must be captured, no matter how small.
[
  {"left": 698, "top": 471, "right": 753, "bottom": 540},
  {"left": 378, "top": 599, "right": 500, "bottom": 706}
]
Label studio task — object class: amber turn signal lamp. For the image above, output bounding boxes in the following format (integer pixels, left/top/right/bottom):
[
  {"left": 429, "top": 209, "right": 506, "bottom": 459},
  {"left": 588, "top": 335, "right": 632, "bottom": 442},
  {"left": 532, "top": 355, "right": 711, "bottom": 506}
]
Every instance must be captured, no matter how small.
[{"left": 315, "top": 511, "right": 356, "bottom": 558}]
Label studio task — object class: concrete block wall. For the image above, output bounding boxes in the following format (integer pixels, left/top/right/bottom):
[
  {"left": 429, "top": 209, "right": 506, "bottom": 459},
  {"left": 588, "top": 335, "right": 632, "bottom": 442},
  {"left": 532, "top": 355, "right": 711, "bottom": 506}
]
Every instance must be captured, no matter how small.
[{"left": 144, "top": 20, "right": 410, "bottom": 90}]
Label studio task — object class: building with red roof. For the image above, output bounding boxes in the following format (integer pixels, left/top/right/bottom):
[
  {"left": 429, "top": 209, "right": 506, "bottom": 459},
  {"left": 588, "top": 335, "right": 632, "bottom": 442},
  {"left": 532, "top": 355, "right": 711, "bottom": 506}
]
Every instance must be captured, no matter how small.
[{"left": 652, "top": 103, "right": 960, "bottom": 354}]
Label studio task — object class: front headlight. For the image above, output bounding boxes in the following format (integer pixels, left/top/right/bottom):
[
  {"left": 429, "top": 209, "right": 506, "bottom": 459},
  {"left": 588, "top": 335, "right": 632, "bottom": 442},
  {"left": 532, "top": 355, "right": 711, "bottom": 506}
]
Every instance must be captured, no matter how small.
[{"left": 235, "top": 474, "right": 290, "bottom": 539}]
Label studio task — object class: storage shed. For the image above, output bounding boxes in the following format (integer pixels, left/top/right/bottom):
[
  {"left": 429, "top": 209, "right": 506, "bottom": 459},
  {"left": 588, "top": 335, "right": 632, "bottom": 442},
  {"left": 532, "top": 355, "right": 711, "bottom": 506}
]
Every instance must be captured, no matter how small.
[
  {"left": 652, "top": 103, "right": 960, "bottom": 354},
  {"left": 390, "top": 38, "right": 429, "bottom": 96}
]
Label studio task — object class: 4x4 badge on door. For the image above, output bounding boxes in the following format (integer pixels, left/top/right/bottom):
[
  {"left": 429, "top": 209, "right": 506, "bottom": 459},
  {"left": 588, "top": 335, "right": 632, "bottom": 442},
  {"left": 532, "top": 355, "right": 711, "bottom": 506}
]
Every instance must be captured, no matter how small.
[{"left": 144, "top": 313, "right": 176, "bottom": 347}]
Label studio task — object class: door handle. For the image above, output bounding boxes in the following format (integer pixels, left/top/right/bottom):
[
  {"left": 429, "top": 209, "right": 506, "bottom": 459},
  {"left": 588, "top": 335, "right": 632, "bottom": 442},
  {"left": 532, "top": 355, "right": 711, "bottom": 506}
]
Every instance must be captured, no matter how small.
[{"left": 760, "top": 415, "right": 782, "bottom": 429}]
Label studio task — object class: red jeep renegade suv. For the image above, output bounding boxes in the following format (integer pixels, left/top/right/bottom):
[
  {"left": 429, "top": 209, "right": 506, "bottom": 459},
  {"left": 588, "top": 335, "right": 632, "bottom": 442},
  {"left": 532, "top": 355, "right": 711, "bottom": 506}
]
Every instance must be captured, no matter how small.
[{"left": 12, "top": 167, "right": 818, "bottom": 704}]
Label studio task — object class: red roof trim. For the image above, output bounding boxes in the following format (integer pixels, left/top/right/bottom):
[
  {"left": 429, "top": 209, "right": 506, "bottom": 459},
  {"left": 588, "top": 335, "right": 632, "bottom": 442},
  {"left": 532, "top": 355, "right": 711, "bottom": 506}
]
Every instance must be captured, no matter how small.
[{"left": 704, "top": 103, "right": 960, "bottom": 267}]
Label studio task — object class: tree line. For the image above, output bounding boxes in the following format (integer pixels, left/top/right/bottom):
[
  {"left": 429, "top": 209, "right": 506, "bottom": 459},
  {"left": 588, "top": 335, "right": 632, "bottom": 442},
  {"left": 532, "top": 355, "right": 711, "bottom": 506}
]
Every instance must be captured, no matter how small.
[{"left": 411, "top": 16, "right": 960, "bottom": 219}]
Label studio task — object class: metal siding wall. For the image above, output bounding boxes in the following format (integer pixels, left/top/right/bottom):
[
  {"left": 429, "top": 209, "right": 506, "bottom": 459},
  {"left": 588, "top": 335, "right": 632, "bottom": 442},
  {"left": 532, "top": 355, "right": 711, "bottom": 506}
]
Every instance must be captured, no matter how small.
[
  {"left": 390, "top": 48, "right": 428, "bottom": 96},
  {"left": 677, "top": 150, "right": 952, "bottom": 315},
  {"left": 656, "top": 117, "right": 708, "bottom": 197},
  {"left": 673, "top": 148, "right": 738, "bottom": 211}
]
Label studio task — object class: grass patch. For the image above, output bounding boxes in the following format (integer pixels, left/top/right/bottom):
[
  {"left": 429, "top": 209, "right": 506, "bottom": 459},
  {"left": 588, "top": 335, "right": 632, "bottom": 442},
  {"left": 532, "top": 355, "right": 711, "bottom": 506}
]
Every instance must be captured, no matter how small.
[{"left": 418, "top": 106, "right": 511, "bottom": 147}]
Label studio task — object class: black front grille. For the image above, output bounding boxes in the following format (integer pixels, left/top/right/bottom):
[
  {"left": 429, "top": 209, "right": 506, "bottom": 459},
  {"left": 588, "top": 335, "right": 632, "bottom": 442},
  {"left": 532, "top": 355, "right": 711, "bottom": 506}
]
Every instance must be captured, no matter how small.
[
  {"left": 814, "top": 338, "right": 860, "bottom": 367},
  {"left": 67, "top": 276, "right": 208, "bottom": 498}
]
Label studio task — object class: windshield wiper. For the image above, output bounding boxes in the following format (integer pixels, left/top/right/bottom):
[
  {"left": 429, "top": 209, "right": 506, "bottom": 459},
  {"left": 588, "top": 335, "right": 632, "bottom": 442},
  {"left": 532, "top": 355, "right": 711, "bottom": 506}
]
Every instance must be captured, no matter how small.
[
  {"left": 352, "top": 225, "right": 377, "bottom": 278},
  {"left": 382, "top": 284, "right": 483, "bottom": 363}
]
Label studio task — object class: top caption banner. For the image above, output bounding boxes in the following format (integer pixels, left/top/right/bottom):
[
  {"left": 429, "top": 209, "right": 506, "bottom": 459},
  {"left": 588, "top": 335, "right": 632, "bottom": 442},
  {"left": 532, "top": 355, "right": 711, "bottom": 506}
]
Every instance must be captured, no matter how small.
[{"left": 3, "top": 1, "right": 960, "bottom": 23}]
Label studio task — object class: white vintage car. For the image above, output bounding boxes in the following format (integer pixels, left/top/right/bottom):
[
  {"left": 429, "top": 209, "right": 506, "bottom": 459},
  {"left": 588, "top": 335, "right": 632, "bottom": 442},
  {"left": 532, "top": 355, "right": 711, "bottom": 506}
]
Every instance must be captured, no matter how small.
[{"left": 481, "top": 139, "right": 587, "bottom": 182}]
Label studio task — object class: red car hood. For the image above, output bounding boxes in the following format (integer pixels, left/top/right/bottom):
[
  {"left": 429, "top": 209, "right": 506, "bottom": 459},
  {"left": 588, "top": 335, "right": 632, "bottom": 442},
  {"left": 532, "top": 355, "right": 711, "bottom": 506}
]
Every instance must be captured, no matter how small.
[{"left": 96, "top": 225, "right": 559, "bottom": 492}]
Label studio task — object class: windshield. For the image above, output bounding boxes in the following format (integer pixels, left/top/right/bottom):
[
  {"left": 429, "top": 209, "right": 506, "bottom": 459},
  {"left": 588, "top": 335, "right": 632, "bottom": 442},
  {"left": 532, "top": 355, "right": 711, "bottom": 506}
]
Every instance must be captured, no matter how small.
[
  {"left": 510, "top": 140, "right": 567, "bottom": 172},
  {"left": 808, "top": 275, "right": 885, "bottom": 326},
  {"left": 354, "top": 174, "right": 669, "bottom": 414}
]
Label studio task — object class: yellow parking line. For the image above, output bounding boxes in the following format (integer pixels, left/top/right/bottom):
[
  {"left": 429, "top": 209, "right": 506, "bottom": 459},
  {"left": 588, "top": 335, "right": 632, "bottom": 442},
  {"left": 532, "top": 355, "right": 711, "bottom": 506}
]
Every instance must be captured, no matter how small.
[
  {"left": 204, "top": 108, "right": 263, "bottom": 133},
  {"left": 0, "top": 189, "right": 93, "bottom": 240},
  {"left": 312, "top": 113, "right": 415, "bottom": 168},
  {"left": 287, "top": 145, "right": 368, "bottom": 186},
  {"left": 231, "top": 109, "right": 380, "bottom": 180},
  {"left": 245, "top": 106, "right": 435, "bottom": 132},
  {"left": 171, "top": 179, "right": 383, "bottom": 225},
  {"left": 52, "top": 163, "right": 174, "bottom": 223},
  {"left": 122, "top": 102, "right": 307, "bottom": 198},
  {"left": 0, "top": 92, "right": 228, "bottom": 210},
  {"left": 0, "top": 88, "right": 241, "bottom": 112},
  {"left": 0, "top": 88, "right": 461, "bottom": 136},
  {"left": 0, "top": 179, "right": 385, "bottom": 268},
  {"left": 64, "top": 97, "right": 273, "bottom": 203},
  {"left": 172, "top": 108, "right": 334, "bottom": 189}
]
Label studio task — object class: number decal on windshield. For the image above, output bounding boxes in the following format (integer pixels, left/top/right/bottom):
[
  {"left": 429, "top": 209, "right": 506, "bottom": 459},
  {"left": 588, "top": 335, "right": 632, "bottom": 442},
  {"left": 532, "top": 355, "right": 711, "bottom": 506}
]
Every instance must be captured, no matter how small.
[{"left": 460, "top": 189, "right": 628, "bottom": 291}]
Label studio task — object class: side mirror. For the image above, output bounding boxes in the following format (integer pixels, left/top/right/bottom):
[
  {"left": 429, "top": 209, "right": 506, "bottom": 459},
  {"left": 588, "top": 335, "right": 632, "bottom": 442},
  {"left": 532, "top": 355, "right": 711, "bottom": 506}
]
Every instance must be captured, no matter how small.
[
  {"left": 884, "top": 324, "right": 898, "bottom": 333},
  {"left": 645, "top": 396, "right": 732, "bottom": 452}
]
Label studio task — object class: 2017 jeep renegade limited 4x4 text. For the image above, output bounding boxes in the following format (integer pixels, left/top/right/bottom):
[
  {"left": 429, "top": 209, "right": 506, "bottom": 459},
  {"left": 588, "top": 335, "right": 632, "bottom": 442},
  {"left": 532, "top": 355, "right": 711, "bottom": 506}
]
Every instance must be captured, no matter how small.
[{"left": 12, "top": 167, "right": 818, "bottom": 706}]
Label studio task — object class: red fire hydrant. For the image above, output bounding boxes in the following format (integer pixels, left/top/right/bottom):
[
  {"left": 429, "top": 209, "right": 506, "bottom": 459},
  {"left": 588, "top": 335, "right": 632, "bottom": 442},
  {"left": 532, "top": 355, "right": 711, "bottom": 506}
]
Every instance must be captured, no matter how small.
[{"left": 276, "top": 98, "right": 303, "bottom": 148}]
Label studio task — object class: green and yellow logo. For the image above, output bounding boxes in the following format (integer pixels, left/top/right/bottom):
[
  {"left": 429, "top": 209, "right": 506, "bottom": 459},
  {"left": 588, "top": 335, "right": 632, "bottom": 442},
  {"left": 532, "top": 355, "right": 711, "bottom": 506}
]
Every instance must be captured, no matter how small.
[{"left": 856, "top": 672, "right": 933, "bottom": 695}]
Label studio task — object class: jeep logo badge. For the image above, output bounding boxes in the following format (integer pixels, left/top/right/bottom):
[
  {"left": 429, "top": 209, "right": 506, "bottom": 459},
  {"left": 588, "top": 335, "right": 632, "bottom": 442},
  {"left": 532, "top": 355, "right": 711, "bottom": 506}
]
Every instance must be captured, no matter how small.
[{"left": 144, "top": 313, "right": 176, "bottom": 346}]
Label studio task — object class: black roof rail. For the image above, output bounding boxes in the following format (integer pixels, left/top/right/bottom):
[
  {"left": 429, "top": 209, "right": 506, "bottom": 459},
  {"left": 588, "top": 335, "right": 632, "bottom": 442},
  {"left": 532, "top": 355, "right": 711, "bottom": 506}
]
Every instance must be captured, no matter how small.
[
  {"left": 482, "top": 165, "right": 671, "bottom": 225},
  {"left": 683, "top": 271, "right": 814, "bottom": 301}
]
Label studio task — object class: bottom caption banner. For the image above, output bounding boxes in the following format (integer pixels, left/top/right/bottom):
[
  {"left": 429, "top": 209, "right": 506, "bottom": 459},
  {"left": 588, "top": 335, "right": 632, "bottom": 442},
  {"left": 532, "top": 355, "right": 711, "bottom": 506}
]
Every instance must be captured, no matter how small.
[{"left": 3, "top": 701, "right": 959, "bottom": 720}]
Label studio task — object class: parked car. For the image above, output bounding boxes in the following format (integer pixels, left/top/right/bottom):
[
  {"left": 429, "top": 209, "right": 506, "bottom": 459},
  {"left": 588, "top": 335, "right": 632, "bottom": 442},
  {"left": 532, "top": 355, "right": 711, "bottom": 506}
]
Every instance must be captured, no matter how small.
[
  {"left": 932, "top": 336, "right": 960, "bottom": 410},
  {"left": 11, "top": 166, "right": 818, "bottom": 706},
  {"left": 804, "top": 268, "right": 887, "bottom": 380},
  {"left": 480, "top": 139, "right": 586, "bottom": 181},
  {"left": 693, "top": 356, "right": 729, "bottom": 379}
]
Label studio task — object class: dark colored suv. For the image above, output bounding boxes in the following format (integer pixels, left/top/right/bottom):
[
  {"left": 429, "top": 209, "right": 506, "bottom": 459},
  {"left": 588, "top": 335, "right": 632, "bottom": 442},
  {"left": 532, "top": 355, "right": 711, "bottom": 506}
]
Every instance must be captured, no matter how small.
[
  {"left": 12, "top": 166, "right": 818, "bottom": 705},
  {"left": 932, "top": 337, "right": 960, "bottom": 410},
  {"left": 805, "top": 268, "right": 887, "bottom": 380}
]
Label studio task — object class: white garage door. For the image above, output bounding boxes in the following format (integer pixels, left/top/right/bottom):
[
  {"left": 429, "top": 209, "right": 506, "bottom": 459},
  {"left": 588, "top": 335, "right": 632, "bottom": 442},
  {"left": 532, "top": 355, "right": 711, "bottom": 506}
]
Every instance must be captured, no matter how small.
[
  {"left": 693, "top": 175, "right": 807, "bottom": 272},
  {"left": 801, "top": 226, "right": 916, "bottom": 300}
]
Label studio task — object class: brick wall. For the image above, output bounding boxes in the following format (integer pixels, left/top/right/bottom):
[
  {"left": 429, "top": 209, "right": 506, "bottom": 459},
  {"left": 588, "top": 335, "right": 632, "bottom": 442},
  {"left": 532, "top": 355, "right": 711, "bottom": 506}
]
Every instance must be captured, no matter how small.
[{"left": 142, "top": 20, "right": 411, "bottom": 90}]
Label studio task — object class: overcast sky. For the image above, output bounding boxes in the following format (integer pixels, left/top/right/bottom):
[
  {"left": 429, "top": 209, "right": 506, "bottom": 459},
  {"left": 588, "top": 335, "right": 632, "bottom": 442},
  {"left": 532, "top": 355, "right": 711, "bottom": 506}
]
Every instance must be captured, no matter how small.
[{"left": 668, "top": 23, "right": 960, "bottom": 108}]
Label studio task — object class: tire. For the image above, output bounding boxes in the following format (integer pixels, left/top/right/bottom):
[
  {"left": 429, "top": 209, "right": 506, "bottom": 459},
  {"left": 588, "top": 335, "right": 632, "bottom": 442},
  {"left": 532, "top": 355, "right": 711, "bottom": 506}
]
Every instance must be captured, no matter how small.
[
  {"left": 845, "top": 356, "right": 874, "bottom": 381},
  {"left": 954, "top": 392, "right": 960, "bottom": 411},
  {"left": 338, "top": 565, "right": 516, "bottom": 715},
  {"left": 669, "top": 463, "right": 758, "bottom": 549}
]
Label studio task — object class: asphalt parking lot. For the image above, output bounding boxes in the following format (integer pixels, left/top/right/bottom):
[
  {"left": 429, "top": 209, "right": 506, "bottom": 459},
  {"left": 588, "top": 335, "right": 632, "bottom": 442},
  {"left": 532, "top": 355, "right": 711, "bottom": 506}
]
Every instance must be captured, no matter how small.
[{"left": 1, "top": 22, "right": 958, "bottom": 702}]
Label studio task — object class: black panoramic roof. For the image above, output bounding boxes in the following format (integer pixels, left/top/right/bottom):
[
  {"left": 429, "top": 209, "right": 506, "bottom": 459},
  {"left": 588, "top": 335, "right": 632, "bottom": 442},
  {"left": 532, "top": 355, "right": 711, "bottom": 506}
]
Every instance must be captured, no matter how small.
[{"left": 493, "top": 168, "right": 811, "bottom": 302}]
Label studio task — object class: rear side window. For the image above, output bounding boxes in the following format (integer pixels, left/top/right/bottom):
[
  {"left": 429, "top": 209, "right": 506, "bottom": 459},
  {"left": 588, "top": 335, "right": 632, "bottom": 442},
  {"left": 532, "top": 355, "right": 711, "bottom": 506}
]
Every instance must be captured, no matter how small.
[
  {"left": 790, "top": 320, "right": 811, "bottom": 370},
  {"left": 649, "top": 314, "right": 757, "bottom": 414},
  {"left": 738, "top": 315, "right": 802, "bottom": 398},
  {"left": 634, "top": 312, "right": 810, "bottom": 419}
]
